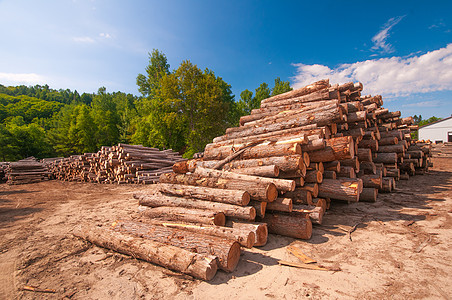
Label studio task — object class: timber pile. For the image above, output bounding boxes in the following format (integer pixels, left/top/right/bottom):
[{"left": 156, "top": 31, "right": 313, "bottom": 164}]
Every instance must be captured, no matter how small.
[
  {"left": 431, "top": 142, "right": 452, "bottom": 157},
  {"left": 5, "top": 157, "right": 51, "bottom": 185},
  {"left": 76, "top": 79, "right": 432, "bottom": 281},
  {"left": 48, "top": 144, "right": 184, "bottom": 184},
  {"left": 0, "top": 162, "right": 9, "bottom": 182}
]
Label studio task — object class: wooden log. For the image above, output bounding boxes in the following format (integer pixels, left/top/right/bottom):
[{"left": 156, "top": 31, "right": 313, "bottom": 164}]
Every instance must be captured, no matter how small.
[
  {"left": 266, "top": 197, "right": 293, "bottom": 212},
  {"left": 282, "top": 189, "right": 312, "bottom": 205},
  {"left": 357, "top": 148, "right": 373, "bottom": 162},
  {"left": 304, "top": 170, "right": 323, "bottom": 183},
  {"left": 359, "top": 188, "right": 378, "bottom": 202},
  {"left": 260, "top": 79, "right": 330, "bottom": 105},
  {"left": 323, "top": 161, "right": 340, "bottom": 172},
  {"left": 203, "top": 142, "right": 301, "bottom": 161},
  {"left": 279, "top": 168, "right": 306, "bottom": 179},
  {"left": 358, "top": 139, "right": 378, "bottom": 152},
  {"left": 113, "top": 220, "right": 240, "bottom": 272},
  {"left": 360, "top": 161, "right": 376, "bottom": 174},
  {"left": 139, "top": 206, "right": 226, "bottom": 226},
  {"left": 339, "top": 157, "right": 360, "bottom": 171},
  {"left": 230, "top": 165, "right": 279, "bottom": 177},
  {"left": 308, "top": 136, "right": 355, "bottom": 162},
  {"left": 159, "top": 173, "right": 278, "bottom": 202},
  {"left": 318, "top": 178, "right": 362, "bottom": 202},
  {"left": 144, "top": 219, "right": 255, "bottom": 248},
  {"left": 323, "top": 170, "right": 337, "bottom": 179},
  {"left": 137, "top": 192, "right": 256, "bottom": 221},
  {"left": 73, "top": 224, "right": 217, "bottom": 281},
  {"left": 373, "top": 153, "right": 398, "bottom": 164},
  {"left": 156, "top": 183, "right": 250, "bottom": 206},
  {"left": 193, "top": 167, "right": 295, "bottom": 192},
  {"left": 337, "top": 166, "right": 356, "bottom": 178},
  {"left": 192, "top": 155, "right": 303, "bottom": 174},
  {"left": 230, "top": 221, "right": 268, "bottom": 247},
  {"left": 378, "top": 144, "right": 405, "bottom": 154},
  {"left": 386, "top": 168, "right": 400, "bottom": 179},
  {"left": 262, "top": 212, "right": 313, "bottom": 240},
  {"left": 249, "top": 201, "right": 267, "bottom": 218},
  {"left": 358, "top": 174, "right": 382, "bottom": 188},
  {"left": 291, "top": 205, "right": 324, "bottom": 225},
  {"left": 379, "top": 136, "right": 398, "bottom": 146},
  {"left": 380, "top": 177, "right": 394, "bottom": 193}
]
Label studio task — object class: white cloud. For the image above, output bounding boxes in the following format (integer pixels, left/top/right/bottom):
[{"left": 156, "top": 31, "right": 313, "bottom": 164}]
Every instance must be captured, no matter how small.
[
  {"left": 99, "top": 32, "right": 112, "bottom": 39},
  {"left": 0, "top": 72, "right": 47, "bottom": 85},
  {"left": 72, "top": 36, "right": 95, "bottom": 43},
  {"left": 371, "top": 16, "right": 405, "bottom": 54},
  {"left": 291, "top": 43, "right": 452, "bottom": 97},
  {"left": 402, "top": 100, "right": 441, "bottom": 107}
]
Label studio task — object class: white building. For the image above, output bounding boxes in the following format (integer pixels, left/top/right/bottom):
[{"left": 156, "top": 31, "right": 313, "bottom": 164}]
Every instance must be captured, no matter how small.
[{"left": 418, "top": 116, "right": 452, "bottom": 143}]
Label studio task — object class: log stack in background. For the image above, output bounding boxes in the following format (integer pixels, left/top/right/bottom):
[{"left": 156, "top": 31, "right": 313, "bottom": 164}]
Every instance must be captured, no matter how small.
[
  {"left": 48, "top": 143, "right": 184, "bottom": 184},
  {"left": 5, "top": 157, "right": 52, "bottom": 185}
]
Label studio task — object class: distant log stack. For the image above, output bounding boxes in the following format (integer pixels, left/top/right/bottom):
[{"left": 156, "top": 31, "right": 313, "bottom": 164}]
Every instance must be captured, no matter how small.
[
  {"left": 5, "top": 157, "right": 51, "bottom": 185},
  {"left": 47, "top": 143, "right": 184, "bottom": 184}
]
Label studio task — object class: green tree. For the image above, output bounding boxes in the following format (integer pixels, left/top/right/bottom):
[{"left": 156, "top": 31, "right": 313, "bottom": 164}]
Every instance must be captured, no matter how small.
[
  {"left": 254, "top": 82, "right": 271, "bottom": 107},
  {"left": 271, "top": 77, "right": 292, "bottom": 96},
  {"left": 136, "top": 49, "right": 170, "bottom": 97}
]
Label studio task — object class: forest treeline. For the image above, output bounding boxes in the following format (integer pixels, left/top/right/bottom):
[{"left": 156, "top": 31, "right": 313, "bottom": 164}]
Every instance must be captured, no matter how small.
[{"left": 0, "top": 49, "right": 292, "bottom": 161}]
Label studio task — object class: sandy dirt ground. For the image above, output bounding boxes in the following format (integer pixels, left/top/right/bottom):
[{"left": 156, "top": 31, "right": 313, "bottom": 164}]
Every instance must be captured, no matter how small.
[{"left": 0, "top": 160, "right": 451, "bottom": 300}]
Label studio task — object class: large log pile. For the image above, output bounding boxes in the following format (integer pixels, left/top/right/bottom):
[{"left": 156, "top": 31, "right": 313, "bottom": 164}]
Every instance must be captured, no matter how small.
[
  {"left": 75, "top": 79, "right": 432, "bottom": 281},
  {"left": 48, "top": 144, "right": 184, "bottom": 184},
  {"left": 5, "top": 157, "right": 52, "bottom": 185}
]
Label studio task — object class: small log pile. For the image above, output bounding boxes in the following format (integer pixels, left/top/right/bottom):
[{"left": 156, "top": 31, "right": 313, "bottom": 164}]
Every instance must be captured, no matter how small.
[
  {"left": 0, "top": 162, "right": 9, "bottom": 182},
  {"left": 431, "top": 142, "right": 452, "bottom": 157},
  {"left": 5, "top": 157, "right": 52, "bottom": 185},
  {"left": 48, "top": 144, "right": 184, "bottom": 184}
]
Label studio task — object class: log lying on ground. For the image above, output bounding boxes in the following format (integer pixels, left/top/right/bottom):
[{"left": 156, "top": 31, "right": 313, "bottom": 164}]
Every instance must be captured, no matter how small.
[
  {"left": 262, "top": 212, "right": 313, "bottom": 240},
  {"left": 112, "top": 220, "right": 240, "bottom": 272},
  {"left": 229, "top": 221, "right": 268, "bottom": 247},
  {"left": 359, "top": 188, "right": 378, "bottom": 202},
  {"left": 73, "top": 224, "right": 218, "bottom": 280},
  {"left": 318, "top": 178, "right": 363, "bottom": 202},
  {"left": 144, "top": 219, "right": 255, "bottom": 248},
  {"left": 292, "top": 205, "right": 324, "bottom": 225},
  {"left": 193, "top": 166, "right": 295, "bottom": 192},
  {"left": 159, "top": 172, "right": 278, "bottom": 202},
  {"left": 156, "top": 183, "right": 250, "bottom": 206},
  {"left": 139, "top": 206, "right": 226, "bottom": 226},
  {"left": 266, "top": 197, "right": 293, "bottom": 212},
  {"left": 136, "top": 192, "right": 256, "bottom": 221}
]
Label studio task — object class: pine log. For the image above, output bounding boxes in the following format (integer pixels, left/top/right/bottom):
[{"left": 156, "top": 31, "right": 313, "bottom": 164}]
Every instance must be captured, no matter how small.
[
  {"left": 143, "top": 220, "right": 255, "bottom": 249},
  {"left": 137, "top": 192, "right": 256, "bottom": 221},
  {"left": 139, "top": 206, "right": 226, "bottom": 226},
  {"left": 337, "top": 166, "right": 356, "bottom": 178},
  {"left": 380, "top": 177, "right": 394, "bottom": 193},
  {"left": 230, "top": 165, "right": 279, "bottom": 177},
  {"left": 373, "top": 153, "right": 398, "bottom": 164},
  {"left": 262, "top": 212, "right": 313, "bottom": 240},
  {"left": 159, "top": 172, "right": 278, "bottom": 202},
  {"left": 203, "top": 142, "right": 301, "bottom": 161},
  {"left": 318, "top": 178, "right": 362, "bottom": 202},
  {"left": 379, "top": 136, "right": 398, "bottom": 146},
  {"left": 72, "top": 224, "right": 217, "bottom": 281},
  {"left": 291, "top": 205, "right": 324, "bottom": 225},
  {"left": 304, "top": 170, "right": 323, "bottom": 183},
  {"left": 358, "top": 174, "right": 382, "bottom": 188},
  {"left": 266, "top": 197, "right": 293, "bottom": 212},
  {"left": 113, "top": 220, "right": 240, "bottom": 272},
  {"left": 156, "top": 183, "right": 250, "bottom": 206},
  {"left": 249, "top": 201, "right": 267, "bottom": 218},
  {"left": 219, "top": 155, "right": 304, "bottom": 173},
  {"left": 323, "top": 170, "right": 337, "bottom": 179},
  {"left": 357, "top": 148, "right": 373, "bottom": 162},
  {"left": 282, "top": 189, "right": 312, "bottom": 205},
  {"left": 230, "top": 221, "right": 268, "bottom": 247},
  {"left": 359, "top": 188, "right": 378, "bottom": 202},
  {"left": 193, "top": 166, "right": 295, "bottom": 192},
  {"left": 378, "top": 144, "right": 405, "bottom": 154},
  {"left": 308, "top": 136, "right": 355, "bottom": 162},
  {"left": 260, "top": 79, "right": 330, "bottom": 105},
  {"left": 323, "top": 161, "right": 340, "bottom": 172},
  {"left": 358, "top": 139, "right": 378, "bottom": 152},
  {"left": 360, "top": 161, "right": 376, "bottom": 174}
]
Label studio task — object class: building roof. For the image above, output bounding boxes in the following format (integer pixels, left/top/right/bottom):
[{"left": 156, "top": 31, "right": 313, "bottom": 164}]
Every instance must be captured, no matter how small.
[{"left": 418, "top": 115, "right": 452, "bottom": 129}]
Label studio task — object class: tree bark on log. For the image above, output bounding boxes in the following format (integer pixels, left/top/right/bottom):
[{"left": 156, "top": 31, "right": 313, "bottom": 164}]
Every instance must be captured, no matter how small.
[
  {"left": 282, "top": 189, "right": 312, "bottom": 205},
  {"left": 304, "top": 170, "right": 323, "bottom": 183},
  {"left": 159, "top": 172, "right": 278, "bottom": 202},
  {"left": 359, "top": 188, "right": 378, "bottom": 202},
  {"left": 262, "top": 212, "right": 313, "bottom": 240},
  {"left": 193, "top": 166, "right": 295, "bottom": 192},
  {"left": 112, "top": 220, "right": 240, "bottom": 272},
  {"left": 229, "top": 165, "right": 279, "bottom": 177},
  {"left": 266, "top": 197, "right": 293, "bottom": 212},
  {"left": 139, "top": 206, "right": 226, "bottom": 226},
  {"left": 357, "top": 148, "right": 373, "bottom": 162},
  {"left": 203, "top": 142, "right": 301, "bottom": 161},
  {"left": 291, "top": 205, "right": 324, "bottom": 225},
  {"left": 230, "top": 221, "right": 268, "bottom": 247},
  {"left": 308, "top": 136, "right": 355, "bottom": 162},
  {"left": 373, "top": 153, "right": 398, "bottom": 164},
  {"left": 318, "top": 178, "right": 362, "bottom": 202},
  {"left": 143, "top": 219, "right": 255, "bottom": 248},
  {"left": 137, "top": 192, "right": 256, "bottom": 221},
  {"left": 260, "top": 79, "right": 330, "bottom": 105},
  {"left": 358, "top": 174, "right": 382, "bottom": 188},
  {"left": 156, "top": 183, "right": 250, "bottom": 206},
  {"left": 73, "top": 224, "right": 218, "bottom": 281}
]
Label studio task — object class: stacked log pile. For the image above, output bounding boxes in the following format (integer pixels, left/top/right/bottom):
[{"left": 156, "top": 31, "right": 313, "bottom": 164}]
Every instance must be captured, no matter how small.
[
  {"left": 0, "top": 162, "right": 9, "bottom": 182},
  {"left": 5, "top": 157, "right": 51, "bottom": 185},
  {"left": 76, "top": 79, "right": 432, "bottom": 281},
  {"left": 48, "top": 144, "right": 184, "bottom": 184}
]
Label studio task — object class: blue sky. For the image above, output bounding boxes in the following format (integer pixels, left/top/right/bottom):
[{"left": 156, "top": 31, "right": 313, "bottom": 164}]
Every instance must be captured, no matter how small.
[{"left": 0, "top": 0, "right": 451, "bottom": 119}]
